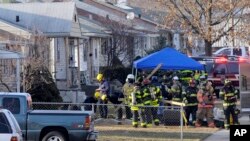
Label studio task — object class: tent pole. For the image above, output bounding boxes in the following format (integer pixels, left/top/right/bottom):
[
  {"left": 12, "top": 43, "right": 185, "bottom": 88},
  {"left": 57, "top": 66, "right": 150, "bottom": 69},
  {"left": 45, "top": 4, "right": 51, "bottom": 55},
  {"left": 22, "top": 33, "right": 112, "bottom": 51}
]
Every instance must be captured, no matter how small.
[{"left": 135, "top": 69, "right": 138, "bottom": 80}]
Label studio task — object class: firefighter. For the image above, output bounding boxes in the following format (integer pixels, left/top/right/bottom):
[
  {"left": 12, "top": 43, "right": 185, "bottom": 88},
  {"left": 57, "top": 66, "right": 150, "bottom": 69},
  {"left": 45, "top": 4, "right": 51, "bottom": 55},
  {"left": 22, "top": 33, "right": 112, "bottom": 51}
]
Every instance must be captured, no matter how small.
[
  {"left": 179, "top": 70, "right": 193, "bottom": 88},
  {"left": 122, "top": 74, "right": 135, "bottom": 119},
  {"left": 182, "top": 79, "right": 198, "bottom": 126},
  {"left": 195, "top": 81, "right": 215, "bottom": 128},
  {"left": 194, "top": 71, "right": 201, "bottom": 84},
  {"left": 219, "top": 79, "right": 239, "bottom": 129},
  {"left": 150, "top": 76, "right": 163, "bottom": 126},
  {"left": 96, "top": 73, "right": 110, "bottom": 118},
  {"left": 168, "top": 76, "right": 182, "bottom": 102},
  {"left": 198, "top": 75, "right": 207, "bottom": 89},
  {"left": 141, "top": 79, "right": 153, "bottom": 127},
  {"left": 130, "top": 81, "right": 144, "bottom": 128}
]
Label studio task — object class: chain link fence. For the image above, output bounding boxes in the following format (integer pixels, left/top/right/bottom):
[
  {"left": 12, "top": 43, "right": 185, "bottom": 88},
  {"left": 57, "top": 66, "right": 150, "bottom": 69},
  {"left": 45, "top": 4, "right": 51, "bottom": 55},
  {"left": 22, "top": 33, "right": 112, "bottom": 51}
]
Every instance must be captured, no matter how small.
[{"left": 32, "top": 102, "right": 215, "bottom": 141}]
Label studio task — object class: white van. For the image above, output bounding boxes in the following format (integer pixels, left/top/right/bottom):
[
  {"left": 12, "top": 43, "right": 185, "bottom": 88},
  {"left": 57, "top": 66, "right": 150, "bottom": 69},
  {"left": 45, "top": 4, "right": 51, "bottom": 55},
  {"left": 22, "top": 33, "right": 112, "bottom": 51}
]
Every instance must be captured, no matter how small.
[{"left": 213, "top": 46, "right": 249, "bottom": 58}]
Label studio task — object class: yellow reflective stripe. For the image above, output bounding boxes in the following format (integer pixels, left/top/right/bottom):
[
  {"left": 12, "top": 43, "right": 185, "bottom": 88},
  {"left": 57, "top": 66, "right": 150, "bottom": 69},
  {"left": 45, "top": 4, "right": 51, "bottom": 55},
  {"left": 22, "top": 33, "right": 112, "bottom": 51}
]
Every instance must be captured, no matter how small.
[
  {"left": 156, "top": 89, "right": 160, "bottom": 93},
  {"left": 131, "top": 106, "right": 139, "bottom": 110},
  {"left": 224, "top": 124, "right": 229, "bottom": 127},
  {"left": 190, "top": 94, "right": 197, "bottom": 97},
  {"left": 223, "top": 103, "right": 236, "bottom": 106},
  {"left": 219, "top": 92, "right": 224, "bottom": 95},
  {"left": 132, "top": 122, "right": 138, "bottom": 125},
  {"left": 147, "top": 124, "right": 152, "bottom": 127},
  {"left": 154, "top": 119, "right": 160, "bottom": 122},
  {"left": 186, "top": 103, "right": 198, "bottom": 106},
  {"left": 225, "top": 93, "right": 235, "bottom": 97}
]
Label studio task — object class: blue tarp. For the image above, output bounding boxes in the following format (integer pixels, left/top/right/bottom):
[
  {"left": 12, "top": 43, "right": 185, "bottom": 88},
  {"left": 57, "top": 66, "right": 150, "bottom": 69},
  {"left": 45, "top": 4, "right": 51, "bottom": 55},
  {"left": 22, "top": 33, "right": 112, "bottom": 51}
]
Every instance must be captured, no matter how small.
[{"left": 133, "top": 47, "right": 204, "bottom": 70}]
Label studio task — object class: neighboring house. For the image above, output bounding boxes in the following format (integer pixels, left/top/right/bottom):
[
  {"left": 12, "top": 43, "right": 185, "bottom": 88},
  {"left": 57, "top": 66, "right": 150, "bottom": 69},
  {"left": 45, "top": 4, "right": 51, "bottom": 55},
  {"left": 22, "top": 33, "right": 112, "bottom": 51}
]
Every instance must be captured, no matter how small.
[
  {"left": 0, "top": 2, "right": 86, "bottom": 102},
  {"left": 76, "top": 0, "right": 173, "bottom": 82},
  {"left": 0, "top": 1, "right": 178, "bottom": 101}
]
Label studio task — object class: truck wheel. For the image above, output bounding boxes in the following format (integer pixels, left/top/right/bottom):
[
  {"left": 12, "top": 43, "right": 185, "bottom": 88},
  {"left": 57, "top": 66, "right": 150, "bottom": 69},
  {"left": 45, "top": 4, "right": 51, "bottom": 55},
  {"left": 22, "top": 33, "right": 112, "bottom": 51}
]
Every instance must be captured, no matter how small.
[{"left": 42, "top": 131, "right": 66, "bottom": 141}]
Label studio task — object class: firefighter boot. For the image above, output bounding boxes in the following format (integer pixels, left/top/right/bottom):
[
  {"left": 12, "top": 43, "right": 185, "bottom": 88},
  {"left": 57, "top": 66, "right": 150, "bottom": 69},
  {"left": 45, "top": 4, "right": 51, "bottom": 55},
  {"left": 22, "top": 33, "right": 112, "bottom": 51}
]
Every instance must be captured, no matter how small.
[{"left": 208, "top": 122, "right": 215, "bottom": 128}]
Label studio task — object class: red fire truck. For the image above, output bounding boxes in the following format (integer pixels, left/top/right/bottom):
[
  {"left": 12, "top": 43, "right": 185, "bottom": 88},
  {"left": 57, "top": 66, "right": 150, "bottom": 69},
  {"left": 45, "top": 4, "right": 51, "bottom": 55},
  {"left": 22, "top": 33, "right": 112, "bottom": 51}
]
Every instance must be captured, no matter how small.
[{"left": 191, "top": 55, "right": 246, "bottom": 98}]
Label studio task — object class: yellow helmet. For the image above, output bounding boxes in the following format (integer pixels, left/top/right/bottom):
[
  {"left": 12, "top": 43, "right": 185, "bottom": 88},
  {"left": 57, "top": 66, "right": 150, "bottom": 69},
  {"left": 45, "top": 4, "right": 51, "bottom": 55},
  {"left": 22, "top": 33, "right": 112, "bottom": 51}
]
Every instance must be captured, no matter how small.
[
  {"left": 94, "top": 92, "right": 100, "bottom": 99},
  {"left": 96, "top": 73, "right": 103, "bottom": 81}
]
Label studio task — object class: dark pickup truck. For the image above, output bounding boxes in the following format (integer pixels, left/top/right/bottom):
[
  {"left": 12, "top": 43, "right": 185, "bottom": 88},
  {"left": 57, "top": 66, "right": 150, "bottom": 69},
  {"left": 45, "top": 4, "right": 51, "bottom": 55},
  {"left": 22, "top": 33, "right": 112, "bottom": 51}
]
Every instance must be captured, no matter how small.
[{"left": 0, "top": 92, "right": 98, "bottom": 141}]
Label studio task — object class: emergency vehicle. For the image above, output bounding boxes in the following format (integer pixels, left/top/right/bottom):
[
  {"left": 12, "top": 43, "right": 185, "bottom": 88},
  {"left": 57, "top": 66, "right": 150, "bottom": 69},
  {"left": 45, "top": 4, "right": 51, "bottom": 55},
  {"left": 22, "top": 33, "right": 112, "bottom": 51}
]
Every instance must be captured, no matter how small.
[{"left": 191, "top": 55, "right": 246, "bottom": 98}]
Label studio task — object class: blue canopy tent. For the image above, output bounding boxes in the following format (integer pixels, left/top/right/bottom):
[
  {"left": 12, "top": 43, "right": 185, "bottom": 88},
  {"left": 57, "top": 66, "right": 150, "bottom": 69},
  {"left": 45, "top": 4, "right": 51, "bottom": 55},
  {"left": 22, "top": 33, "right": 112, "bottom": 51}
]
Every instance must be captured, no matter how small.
[{"left": 133, "top": 47, "right": 204, "bottom": 70}]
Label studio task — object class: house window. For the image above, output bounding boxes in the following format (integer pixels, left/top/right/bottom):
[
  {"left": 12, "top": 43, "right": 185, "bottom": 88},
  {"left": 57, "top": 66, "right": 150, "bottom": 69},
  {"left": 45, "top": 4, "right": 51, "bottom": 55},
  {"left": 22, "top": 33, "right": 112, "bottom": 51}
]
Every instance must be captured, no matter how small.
[
  {"left": 69, "top": 39, "right": 76, "bottom": 67},
  {"left": 74, "top": 15, "right": 77, "bottom": 22},
  {"left": 83, "top": 46, "right": 87, "bottom": 61},
  {"left": 56, "top": 39, "right": 60, "bottom": 62},
  {"left": 95, "top": 48, "right": 97, "bottom": 59},
  {"left": 101, "top": 38, "right": 108, "bottom": 55}
]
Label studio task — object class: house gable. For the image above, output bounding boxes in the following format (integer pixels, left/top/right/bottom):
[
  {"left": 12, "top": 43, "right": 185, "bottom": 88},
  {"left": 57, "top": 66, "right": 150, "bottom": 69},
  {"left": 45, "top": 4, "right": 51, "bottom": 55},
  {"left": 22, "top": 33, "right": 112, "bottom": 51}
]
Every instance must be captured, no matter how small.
[{"left": 0, "top": 2, "right": 81, "bottom": 37}]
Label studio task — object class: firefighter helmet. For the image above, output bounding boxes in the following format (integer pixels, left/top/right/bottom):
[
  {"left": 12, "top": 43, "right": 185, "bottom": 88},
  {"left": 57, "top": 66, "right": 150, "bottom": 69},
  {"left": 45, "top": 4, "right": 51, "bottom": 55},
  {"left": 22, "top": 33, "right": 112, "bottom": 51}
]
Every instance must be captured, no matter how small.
[
  {"left": 173, "top": 76, "right": 179, "bottom": 80},
  {"left": 96, "top": 73, "right": 104, "bottom": 81},
  {"left": 127, "top": 74, "right": 135, "bottom": 79}
]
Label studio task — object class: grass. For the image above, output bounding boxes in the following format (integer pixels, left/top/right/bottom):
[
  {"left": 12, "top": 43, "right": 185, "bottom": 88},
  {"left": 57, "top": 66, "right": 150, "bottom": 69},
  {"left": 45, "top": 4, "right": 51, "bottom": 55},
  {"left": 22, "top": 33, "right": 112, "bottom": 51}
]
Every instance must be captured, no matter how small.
[{"left": 95, "top": 125, "right": 219, "bottom": 141}]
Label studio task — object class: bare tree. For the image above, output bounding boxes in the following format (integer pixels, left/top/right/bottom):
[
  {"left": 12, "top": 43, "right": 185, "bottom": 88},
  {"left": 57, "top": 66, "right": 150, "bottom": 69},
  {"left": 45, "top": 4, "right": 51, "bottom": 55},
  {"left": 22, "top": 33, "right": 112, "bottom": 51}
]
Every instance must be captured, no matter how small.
[
  {"left": 0, "top": 28, "right": 62, "bottom": 101},
  {"left": 100, "top": 17, "right": 137, "bottom": 67},
  {"left": 22, "top": 29, "right": 62, "bottom": 102},
  {"left": 129, "top": 0, "right": 249, "bottom": 56}
]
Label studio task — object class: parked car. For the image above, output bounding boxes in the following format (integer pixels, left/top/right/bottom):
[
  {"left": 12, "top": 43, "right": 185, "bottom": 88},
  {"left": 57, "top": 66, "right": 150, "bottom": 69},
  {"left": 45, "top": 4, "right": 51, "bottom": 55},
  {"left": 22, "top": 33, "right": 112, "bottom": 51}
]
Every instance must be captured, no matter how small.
[
  {"left": 0, "top": 109, "right": 23, "bottom": 141},
  {"left": 213, "top": 46, "right": 249, "bottom": 58},
  {"left": 0, "top": 92, "right": 98, "bottom": 141}
]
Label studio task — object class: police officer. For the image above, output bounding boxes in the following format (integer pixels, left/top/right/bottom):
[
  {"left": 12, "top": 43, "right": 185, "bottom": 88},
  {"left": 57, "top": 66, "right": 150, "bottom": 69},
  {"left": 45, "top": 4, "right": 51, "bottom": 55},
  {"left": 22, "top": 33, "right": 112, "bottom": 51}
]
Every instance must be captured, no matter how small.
[
  {"left": 182, "top": 79, "right": 198, "bottom": 126},
  {"left": 219, "top": 79, "right": 239, "bottom": 129},
  {"left": 96, "top": 73, "right": 110, "bottom": 118},
  {"left": 122, "top": 74, "right": 135, "bottom": 119},
  {"left": 195, "top": 81, "right": 215, "bottom": 128}
]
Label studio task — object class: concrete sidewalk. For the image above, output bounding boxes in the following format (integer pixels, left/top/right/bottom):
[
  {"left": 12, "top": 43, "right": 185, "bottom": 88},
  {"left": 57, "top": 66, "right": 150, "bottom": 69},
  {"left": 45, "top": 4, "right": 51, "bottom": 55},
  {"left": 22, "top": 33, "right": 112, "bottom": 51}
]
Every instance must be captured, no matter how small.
[{"left": 203, "top": 114, "right": 250, "bottom": 141}]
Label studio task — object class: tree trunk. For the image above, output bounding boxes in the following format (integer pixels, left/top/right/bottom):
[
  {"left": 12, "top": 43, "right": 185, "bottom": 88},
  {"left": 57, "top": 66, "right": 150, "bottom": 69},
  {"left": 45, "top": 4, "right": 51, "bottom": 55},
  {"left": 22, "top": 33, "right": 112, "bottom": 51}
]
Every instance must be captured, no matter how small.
[{"left": 205, "top": 40, "right": 212, "bottom": 56}]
